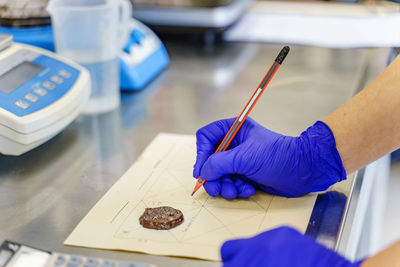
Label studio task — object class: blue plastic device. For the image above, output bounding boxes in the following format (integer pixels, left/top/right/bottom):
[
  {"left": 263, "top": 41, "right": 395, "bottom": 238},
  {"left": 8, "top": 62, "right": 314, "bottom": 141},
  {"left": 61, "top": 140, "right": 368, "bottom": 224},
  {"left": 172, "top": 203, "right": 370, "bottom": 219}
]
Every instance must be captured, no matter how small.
[
  {"left": 0, "top": 18, "right": 169, "bottom": 91},
  {"left": 0, "top": 25, "right": 54, "bottom": 51},
  {"left": 120, "top": 19, "right": 169, "bottom": 90},
  {"left": 0, "top": 54, "right": 79, "bottom": 117}
]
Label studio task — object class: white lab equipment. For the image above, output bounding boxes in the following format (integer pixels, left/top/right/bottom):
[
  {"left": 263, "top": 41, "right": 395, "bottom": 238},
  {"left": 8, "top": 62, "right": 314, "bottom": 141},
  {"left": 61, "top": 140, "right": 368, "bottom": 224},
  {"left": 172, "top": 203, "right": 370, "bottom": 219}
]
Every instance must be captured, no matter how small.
[
  {"left": 0, "top": 35, "right": 90, "bottom": 156},
  {"left": 131, "top": 0, "right": 253, "bottom": 33},
  {"left": 0, "top": 240, "right": 155, "bottom": 267},
  {"left": 47, "top": 0, "right": 131, "bottom": 114}
]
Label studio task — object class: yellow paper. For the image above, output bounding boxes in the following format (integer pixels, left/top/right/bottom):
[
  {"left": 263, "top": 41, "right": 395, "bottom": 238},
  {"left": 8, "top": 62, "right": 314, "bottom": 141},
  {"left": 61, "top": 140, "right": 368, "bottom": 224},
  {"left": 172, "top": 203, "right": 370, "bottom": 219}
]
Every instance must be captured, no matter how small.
[{"left": 65, "top": 133, "right": 317, "bottom": 261}]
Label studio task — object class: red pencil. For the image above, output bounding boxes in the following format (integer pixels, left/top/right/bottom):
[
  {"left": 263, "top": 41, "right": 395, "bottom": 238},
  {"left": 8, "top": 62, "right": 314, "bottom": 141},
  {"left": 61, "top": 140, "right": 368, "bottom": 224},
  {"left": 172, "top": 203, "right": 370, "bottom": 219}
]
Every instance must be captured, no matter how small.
[{"left": 191, "top": 46, "right": 290, "bottom": 196}]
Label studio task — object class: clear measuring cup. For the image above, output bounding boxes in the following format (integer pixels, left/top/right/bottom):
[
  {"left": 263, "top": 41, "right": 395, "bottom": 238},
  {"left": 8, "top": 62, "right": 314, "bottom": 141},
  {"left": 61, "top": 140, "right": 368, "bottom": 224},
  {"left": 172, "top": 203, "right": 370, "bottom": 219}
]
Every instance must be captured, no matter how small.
[{"left": 47, "top": 0, "right": 131, "bottom": 114}]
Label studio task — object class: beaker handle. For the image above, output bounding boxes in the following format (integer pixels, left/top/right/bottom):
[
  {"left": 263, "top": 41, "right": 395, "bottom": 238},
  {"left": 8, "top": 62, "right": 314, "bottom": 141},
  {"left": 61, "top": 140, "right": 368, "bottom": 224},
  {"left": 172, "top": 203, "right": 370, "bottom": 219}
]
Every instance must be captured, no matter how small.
[{"left": 117, "top": 0, "right": 132, "bottom": 50}]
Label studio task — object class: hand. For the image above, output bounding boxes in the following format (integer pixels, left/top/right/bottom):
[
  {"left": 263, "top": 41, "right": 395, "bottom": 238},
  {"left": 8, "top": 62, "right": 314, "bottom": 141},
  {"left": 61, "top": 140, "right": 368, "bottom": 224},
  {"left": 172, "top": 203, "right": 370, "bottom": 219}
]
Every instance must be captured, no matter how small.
[
  {"left": 221, "top": 226, "right": 363, "bottom": 267},
  {"left": 193, "top": 117, "right": 346, "bottom": 198}
]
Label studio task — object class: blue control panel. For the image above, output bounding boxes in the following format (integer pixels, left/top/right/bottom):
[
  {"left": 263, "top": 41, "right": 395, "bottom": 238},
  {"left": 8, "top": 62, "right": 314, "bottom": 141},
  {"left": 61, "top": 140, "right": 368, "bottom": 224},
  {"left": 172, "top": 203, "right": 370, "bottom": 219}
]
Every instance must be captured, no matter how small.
[
  {"left": 0, "top": 54, "right": 79, "bottom": 117},
  {"left": 120, "top": 22, "right": 169, "bottom": 91}
]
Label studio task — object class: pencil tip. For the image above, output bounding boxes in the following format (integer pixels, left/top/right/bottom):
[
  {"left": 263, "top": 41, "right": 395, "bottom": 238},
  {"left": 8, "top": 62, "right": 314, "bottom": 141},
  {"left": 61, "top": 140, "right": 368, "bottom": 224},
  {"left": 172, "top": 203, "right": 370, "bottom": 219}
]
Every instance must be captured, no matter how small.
[{"left": 191, "top": 192, "right": 195, "bottom": 197}]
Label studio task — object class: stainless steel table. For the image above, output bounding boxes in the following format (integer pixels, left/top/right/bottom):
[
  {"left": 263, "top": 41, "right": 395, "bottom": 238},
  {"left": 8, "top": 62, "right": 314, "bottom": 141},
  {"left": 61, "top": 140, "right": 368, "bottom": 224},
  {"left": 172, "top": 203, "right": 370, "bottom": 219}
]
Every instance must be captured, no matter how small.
[{"left": 0, "top": 42, "right": 389, "bottom": 266}]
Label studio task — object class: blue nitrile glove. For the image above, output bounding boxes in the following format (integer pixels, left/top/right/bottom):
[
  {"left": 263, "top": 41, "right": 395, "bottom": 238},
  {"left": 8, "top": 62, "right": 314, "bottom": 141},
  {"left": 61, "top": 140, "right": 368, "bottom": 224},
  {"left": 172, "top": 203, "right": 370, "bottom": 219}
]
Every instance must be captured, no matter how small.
[
  {"left": 221, "top": 226, "right": 363, "bottom": 267},
  {"left": 193, "top": 117, "right": 346, "bottom": 198}
]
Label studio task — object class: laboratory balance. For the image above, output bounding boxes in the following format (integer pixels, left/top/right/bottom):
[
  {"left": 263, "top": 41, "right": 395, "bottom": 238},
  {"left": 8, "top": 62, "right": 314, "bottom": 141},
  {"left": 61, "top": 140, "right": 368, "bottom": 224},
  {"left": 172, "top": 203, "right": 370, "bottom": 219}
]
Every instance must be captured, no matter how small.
[
  {"left": 131, "top": 0, "right": 253, "bottom": 33},
  {"left": 0, "top": 240, "right": 154, "bottom": 267},
  {"left": 0, "top": 34, "right": 90, "bottom": 156}
]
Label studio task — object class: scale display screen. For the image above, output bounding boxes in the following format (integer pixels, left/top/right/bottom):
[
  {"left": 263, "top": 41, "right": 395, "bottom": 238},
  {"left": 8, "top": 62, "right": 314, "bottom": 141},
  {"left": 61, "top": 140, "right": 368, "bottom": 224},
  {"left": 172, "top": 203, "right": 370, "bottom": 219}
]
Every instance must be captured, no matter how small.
[
  {"left": 0, "top": 62, "right": 43, "bottom": 94},
  {"left": 0, "top": 242, "right": 50, "bottom": 267},
  {"left": 3, "top": 250, "right": 49, "bottom": 267}
]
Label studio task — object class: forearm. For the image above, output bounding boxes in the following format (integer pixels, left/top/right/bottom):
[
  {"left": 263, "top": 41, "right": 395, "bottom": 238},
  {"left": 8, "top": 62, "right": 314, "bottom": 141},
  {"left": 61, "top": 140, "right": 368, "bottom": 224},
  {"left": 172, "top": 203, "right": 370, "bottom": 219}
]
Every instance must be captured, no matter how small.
[
  {"left": 323, "top": 55, "right": 400, "bottom": 173},
  {"left": 362, "top": 241, "right": 400, "bottom": 267}
]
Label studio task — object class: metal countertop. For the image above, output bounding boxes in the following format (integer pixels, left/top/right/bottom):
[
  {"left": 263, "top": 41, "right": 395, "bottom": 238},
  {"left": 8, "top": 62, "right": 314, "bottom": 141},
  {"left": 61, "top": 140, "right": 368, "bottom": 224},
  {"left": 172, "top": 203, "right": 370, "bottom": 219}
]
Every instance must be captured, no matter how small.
[{"left": 0, "top": 42, "right": 388, "bottom": 266}]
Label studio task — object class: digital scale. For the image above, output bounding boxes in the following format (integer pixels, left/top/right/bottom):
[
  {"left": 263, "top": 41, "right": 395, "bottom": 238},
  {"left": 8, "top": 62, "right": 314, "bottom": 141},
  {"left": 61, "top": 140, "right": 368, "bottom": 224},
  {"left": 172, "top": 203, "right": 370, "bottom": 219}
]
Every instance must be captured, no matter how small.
[
  {"left": 0, "top": 34, "right": 90, "bottom": 156},
  {"left": 0, "top": 240, "right": 155, "bottom": 267}
]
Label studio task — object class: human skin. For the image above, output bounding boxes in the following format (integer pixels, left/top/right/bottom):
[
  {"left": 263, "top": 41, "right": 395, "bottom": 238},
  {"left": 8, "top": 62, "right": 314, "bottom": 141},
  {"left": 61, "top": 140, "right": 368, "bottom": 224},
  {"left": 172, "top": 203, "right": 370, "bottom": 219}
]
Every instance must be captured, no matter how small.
[
  {"left": 361, "top": 241, "right": 400, "bottom": 267},
  {"left": 324, "top": 55, "right": 400, "bottom": 174},
  {"left": 323, "top": 55, "right": 400, "bottom": 265}
]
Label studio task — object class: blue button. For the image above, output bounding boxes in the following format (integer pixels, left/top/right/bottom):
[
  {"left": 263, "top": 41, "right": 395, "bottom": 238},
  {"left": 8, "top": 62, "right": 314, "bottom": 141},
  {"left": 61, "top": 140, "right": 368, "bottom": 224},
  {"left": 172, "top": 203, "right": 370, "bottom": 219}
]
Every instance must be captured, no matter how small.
[
  {"left": 83, "top": 257, "right": 99, "bottom": 267},
  {"left": 33, "top": 87, "right": 47, "bottom": 96},
  {"left": 50, "top": 75, "right": 64, "bottom": 84},
  {"left": 131, "top": 29, "right": 146, "bottom": 44},
  {"left": 124, "top": 29, "right": 146, "bottom": 53},
  {"left": 14, "top": 99, "right": 30, "bottom": 109},
  {"left": 58, "top": 69, "right": 71, "bottom": 78},
  {"left": 42, "top": 81, "right": 56, "bottom": 90},
  {"left": 53, "top": 255, "right": 66, "bottom": 266},
  {"left": 67, "top": 255, "right": 82, "bottom": 267},
  {"left": 25, "top": 93, "right": 39, "bottom": 103}
]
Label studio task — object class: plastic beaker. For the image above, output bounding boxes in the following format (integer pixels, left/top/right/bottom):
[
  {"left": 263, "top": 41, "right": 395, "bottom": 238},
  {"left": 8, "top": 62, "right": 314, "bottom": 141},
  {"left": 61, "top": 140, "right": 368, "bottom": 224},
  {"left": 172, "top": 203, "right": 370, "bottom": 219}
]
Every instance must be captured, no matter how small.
[{"left": 47, "top": 0, "right": 131, "bottom": 113}]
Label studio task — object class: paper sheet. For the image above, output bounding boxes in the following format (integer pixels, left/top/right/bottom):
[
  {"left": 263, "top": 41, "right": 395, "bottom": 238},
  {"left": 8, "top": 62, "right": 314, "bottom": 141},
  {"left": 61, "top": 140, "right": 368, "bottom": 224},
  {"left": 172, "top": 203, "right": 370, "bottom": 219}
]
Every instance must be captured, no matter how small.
[
  {"left": 65, "top": 134, "right": 317, "bottom": 261},
  {"left": 224, "top": 2, "right": 400, "bottom": 48}
]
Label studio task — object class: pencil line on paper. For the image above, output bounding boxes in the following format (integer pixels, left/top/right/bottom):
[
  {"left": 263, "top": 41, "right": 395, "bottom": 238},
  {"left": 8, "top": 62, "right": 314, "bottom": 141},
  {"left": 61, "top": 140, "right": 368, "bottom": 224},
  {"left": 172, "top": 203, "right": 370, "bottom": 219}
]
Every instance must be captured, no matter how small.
[
  {"left": 110, "top": 201, "right": 129, "bottom": 224},
  {"left": 257, "top": 196, "right": 274, "bottom": 231}
]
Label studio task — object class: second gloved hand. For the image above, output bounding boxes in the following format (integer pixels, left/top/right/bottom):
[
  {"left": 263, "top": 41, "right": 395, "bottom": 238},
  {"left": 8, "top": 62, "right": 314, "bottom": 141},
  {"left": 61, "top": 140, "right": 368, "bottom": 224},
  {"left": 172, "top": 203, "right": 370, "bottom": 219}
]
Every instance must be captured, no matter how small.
[
  {"left": 221, "top": 226, "right": 363, "bottom": 267},
  {"left": 193, "top": 118, "right": 346, "bottom": 198}
]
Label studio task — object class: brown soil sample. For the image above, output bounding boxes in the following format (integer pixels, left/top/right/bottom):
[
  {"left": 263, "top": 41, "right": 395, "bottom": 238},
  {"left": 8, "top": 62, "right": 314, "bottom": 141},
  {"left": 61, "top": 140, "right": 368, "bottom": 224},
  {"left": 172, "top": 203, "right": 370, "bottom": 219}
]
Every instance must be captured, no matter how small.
[{"left": 139, "top": 206, "right": 184, "bottom": 230}]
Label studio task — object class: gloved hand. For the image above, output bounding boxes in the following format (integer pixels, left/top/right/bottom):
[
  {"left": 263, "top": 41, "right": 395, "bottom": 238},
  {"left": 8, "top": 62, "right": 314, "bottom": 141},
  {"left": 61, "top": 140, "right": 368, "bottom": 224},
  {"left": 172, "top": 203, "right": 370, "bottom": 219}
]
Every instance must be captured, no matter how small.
[
  {"left": 193, "top": 117, "right": 346, "bottom": 198},
  {"left": 221, "top": 226, "right": 363, "bottom": 267}
]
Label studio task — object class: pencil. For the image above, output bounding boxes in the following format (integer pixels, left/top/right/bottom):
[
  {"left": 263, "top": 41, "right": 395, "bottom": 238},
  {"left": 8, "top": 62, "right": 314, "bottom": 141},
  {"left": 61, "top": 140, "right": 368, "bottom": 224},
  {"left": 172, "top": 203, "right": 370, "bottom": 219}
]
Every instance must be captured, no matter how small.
[{"left": 191, "top": 46, "right": 290, "bottom": 197}]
